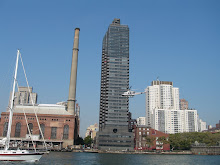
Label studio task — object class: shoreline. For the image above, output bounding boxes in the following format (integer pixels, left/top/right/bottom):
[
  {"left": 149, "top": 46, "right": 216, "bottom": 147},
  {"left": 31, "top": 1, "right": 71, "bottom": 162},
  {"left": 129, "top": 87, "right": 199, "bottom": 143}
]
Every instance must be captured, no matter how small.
[{"left": 74, "top": 150, "right": 193, "bottom": 155}]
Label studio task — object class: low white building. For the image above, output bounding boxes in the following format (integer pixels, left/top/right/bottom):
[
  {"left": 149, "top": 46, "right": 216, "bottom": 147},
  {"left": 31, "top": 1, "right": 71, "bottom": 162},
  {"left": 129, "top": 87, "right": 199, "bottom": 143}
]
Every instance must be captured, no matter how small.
[
  {"left": 153, "top": 108, "right": 199, "bottom": 134},
  {"left": 198, "top": 119, "right": 207, "bottom": 132},
  {"left": 137, "top": 117, "right": 146, "bottom": 126}
]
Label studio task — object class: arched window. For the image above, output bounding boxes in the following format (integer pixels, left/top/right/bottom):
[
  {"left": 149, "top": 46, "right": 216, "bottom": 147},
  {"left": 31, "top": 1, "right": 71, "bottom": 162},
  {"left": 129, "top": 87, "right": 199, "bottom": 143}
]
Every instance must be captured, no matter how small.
[
  {"left": 27, "top": 123, "right": 33, "bottom": 134},
  {"left": 39, "top": 124, "right": 45, "bottom": 139},
  {"left": 63, "top": 125, "right": 69, "bottom": 139},
  {"left": 51, "top": 127, "right": 57, "bottom": 139},
  {"left": 3, "top": 122, "right": 8, "bottom": 137},
  {"left": 15, "top": 122, "right": 21, "bottom": 137}
]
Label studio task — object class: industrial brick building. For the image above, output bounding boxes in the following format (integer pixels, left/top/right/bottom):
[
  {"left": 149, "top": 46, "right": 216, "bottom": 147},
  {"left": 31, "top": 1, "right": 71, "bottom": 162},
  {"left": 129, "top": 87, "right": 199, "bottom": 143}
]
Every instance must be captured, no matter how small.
[{"left": 0, "top": 104, "right": 75, "bottom": 149}]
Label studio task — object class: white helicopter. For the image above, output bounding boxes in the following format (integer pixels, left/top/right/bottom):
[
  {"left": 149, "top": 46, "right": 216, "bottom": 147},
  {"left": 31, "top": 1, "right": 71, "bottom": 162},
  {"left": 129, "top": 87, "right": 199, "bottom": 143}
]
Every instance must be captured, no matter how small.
[{"left": 122, "top": 87, "right": 146, "bottom": 97}]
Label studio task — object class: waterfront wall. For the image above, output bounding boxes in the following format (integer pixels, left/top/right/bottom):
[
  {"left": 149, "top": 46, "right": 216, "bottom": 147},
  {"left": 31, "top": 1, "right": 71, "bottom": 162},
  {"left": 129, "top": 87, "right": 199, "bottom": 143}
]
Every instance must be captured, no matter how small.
[{"left": 191, "top": 146, "right": 220, "bottom": 155}]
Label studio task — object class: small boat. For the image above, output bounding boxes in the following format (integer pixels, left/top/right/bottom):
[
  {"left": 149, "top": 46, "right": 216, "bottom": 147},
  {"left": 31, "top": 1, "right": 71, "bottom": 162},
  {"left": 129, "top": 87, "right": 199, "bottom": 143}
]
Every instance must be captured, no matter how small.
[
  {"left": 0, "top": 150, "right": 44, "bottom": 162},
  {"left": 0, "top": 50, "right": 45, "bottom": 162}
]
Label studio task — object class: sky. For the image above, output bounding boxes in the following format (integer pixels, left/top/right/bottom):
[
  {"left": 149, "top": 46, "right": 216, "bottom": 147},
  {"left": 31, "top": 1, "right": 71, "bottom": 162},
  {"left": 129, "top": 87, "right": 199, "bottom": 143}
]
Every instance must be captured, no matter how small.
[{"left": 0, "top": 0, "right": 219, "bottom": 137}]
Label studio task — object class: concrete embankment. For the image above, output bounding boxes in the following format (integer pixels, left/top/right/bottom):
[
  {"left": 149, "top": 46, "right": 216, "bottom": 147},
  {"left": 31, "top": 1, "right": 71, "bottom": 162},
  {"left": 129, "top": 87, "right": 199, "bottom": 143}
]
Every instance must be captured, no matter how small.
[
  {"left": 80, "top": 150, "right": 192, "bottom": 155},
  {"left": 191, "top": 146, "right": 220, "bottom": 155},
  {"left": 65, "top": 149, "right": 220, "bottom": 155}
]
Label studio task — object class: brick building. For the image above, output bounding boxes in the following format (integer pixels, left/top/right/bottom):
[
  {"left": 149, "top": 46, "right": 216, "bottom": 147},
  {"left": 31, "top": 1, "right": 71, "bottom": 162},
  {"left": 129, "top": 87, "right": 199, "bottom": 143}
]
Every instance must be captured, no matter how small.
[
  {"left": 180, "top": 99, "right": 189, "bottom": 110},
  {"left": 0, "top": 104, "right": 75, "bottom": 149},
  {"left": 134, "top": 126, "right": 170, "bottom": 151},
  {"left": 207, "top": 120, "right": 220, "bottom": 133}
]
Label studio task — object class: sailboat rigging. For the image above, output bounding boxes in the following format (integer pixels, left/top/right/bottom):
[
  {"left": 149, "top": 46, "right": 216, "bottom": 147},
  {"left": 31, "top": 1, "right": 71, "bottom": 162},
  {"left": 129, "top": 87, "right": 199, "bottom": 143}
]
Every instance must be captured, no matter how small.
[{"left": 0, "top": 50, "right": 46, "bottom": 162}]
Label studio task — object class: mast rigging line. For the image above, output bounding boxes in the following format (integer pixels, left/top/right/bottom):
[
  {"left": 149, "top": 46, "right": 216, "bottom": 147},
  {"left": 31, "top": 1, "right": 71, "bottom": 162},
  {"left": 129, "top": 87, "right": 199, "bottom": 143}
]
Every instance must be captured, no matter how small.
[
  {"left": 5, "top": 50, "right": 19, "bottom": 151},
  {"left": 19, "top": 52, "right": 47, "bottom": 151},
  {"left": 16, "top": 81, "right": 36, "bottom": 152},
  {"left": 18, "top": 51, "right": 47, "bottom": 151}
]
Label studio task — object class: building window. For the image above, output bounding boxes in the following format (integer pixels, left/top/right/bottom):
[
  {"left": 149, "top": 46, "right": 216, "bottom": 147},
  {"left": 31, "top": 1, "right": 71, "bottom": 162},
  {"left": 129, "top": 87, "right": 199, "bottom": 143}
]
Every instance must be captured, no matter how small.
[
  {"left": 27, "top": 123, "right": 33, "bottom": 134},
  {"left": 51, "top": 127, "right": 57, "bottom": 139},
  {"left": 15, "top": 122, "right": 21, "bottom": 137},
  {"left": 39, "top": 124, "right": 45, "bottom": 139},
  {"left": 3, "top": 122, "right": 8, "bottom": 137},
  {"left": 63, "top": 125, "right": 69, "bottom": 139}
]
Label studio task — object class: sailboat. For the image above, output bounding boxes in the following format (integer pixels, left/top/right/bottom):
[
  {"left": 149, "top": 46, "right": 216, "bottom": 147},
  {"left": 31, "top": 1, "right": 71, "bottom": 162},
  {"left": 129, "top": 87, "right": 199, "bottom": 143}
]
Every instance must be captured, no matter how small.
[{"left": 0, "top": 50, "right": 45, "bottom": 161}]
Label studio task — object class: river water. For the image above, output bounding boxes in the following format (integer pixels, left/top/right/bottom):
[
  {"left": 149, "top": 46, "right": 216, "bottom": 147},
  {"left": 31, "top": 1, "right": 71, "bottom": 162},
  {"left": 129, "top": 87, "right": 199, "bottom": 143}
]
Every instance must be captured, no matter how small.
[{"left": 2, "top": 152, "right": 220, "bottom": 165}]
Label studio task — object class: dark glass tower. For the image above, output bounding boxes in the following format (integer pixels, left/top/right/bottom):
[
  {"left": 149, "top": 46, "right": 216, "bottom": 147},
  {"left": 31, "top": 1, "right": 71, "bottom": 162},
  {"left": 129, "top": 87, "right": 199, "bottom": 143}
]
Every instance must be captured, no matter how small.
[{"left": 97, "top": 19, "right": 133, "bottom": 151}]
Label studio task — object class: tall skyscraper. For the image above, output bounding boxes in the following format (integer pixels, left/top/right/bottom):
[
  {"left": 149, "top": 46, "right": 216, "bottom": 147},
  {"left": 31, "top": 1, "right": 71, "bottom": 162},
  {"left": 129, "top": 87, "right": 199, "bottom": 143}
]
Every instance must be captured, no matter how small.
[{"left": 97, "top": 19, "right": 133, "bottom": 151}]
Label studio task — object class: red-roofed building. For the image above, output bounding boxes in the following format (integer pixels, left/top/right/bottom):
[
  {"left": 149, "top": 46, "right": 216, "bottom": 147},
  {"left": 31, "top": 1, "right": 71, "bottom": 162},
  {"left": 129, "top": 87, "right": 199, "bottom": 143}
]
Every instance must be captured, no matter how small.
[{"left": 134, "top": 126, "right": 170, "bottom": 151}]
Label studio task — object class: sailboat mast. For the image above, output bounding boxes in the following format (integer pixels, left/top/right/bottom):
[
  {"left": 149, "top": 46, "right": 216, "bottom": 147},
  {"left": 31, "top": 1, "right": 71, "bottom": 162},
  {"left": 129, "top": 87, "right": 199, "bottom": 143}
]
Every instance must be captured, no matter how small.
[{"left": 5, "top": 50, "right": 20, "bottom": 150}]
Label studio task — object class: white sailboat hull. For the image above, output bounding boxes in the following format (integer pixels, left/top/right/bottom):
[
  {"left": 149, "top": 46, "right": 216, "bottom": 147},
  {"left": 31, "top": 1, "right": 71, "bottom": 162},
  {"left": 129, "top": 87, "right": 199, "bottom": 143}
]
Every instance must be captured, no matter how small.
[{"left": 0, "top": 150, "right": 43, "bottom": 162}]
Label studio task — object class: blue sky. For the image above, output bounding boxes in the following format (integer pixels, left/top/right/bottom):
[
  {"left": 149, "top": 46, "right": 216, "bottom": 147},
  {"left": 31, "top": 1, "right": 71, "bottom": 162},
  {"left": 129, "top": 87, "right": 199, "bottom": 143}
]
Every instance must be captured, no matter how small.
[{"left": 0, "top": 0, "right": 219, "bottom": 137}]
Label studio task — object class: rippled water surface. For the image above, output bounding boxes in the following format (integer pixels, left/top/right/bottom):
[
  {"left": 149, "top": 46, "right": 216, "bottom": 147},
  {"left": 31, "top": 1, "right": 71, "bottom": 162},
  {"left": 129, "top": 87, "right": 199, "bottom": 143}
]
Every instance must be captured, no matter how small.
[{"left": 2, "top": 152, "right": 220, "bottom": 165}]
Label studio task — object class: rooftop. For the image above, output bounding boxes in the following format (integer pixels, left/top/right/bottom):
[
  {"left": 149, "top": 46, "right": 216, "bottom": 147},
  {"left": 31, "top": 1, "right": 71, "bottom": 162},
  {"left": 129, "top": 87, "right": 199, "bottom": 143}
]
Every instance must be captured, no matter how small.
[{"left": 13, "top": 104, "right": 72, "bottom": 116}]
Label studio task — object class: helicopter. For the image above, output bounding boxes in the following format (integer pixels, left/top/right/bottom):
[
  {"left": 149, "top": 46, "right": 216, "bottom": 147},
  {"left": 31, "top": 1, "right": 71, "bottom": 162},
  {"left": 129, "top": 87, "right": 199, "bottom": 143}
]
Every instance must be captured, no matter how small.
[{"left": 122, "top": 87, "right": 146, "bottom": 97}]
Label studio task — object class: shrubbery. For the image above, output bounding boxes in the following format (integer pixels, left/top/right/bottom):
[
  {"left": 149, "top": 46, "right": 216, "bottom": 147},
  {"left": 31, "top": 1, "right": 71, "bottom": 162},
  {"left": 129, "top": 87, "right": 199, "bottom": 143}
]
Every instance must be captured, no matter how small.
[{"left": 169, "top": 132, "right": 220, "bottom": 150}]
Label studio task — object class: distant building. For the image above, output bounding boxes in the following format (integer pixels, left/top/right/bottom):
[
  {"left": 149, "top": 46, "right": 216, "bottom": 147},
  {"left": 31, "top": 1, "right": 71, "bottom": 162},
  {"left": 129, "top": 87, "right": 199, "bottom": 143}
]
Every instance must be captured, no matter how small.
[
  {"left": 85, "top": 123, "right": 98, "bottom": 139},
  {"left": 153, "top": 108, "right": 198, "bottom": 134},
  {"left": 145, "top": 80, "right": 179, "bottom": 127},
  {"left": 137, "top": 117, "right": 146, "bottom": 126},
  {"left": 208, "top": 125, "right": 212, "bottom": 130},
  {"left": 207, "top": 120, "right": 220, "bottom": 133},
  {"left": 216, "top": 120, "right": 220, "bottom": 129},
  {"left": 9, "top": 87, "right": 37, "bottom": 107},
  {"left": 134, "top": 126, "right": 170, "bottom": 151},
  {"left": 198, "top": 119, "right": 207, "bottom": 132},
  {"left": 74, "top": 103, "right": 80, "bottom": 143},
  {"left": 128, "top": 112, "right": 137, "bottom": 132},
  {"left": 97, "top": 19, "right": 133, "bottom": 151},
  {"left": 180, "top": 99, "right": 189, "bottom": 110}
]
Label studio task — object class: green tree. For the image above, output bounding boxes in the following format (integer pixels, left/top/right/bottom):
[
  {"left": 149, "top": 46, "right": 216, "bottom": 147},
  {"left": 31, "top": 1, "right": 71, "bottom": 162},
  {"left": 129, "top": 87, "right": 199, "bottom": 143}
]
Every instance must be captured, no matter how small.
[
  {"left": 84, "top": 136, "right": 93, "bottom": 147},
  {"left": 145, "top": 136, "right": 155, "bottom": 149},
  {"left": 155, "top": 136, "right": 169, "bottom": 151},
  {"left": 169, "top": 132, "right": 220, "bottom": 150},
  {"left": 157, "top": 136, "right": 169, "bottom": 144}
]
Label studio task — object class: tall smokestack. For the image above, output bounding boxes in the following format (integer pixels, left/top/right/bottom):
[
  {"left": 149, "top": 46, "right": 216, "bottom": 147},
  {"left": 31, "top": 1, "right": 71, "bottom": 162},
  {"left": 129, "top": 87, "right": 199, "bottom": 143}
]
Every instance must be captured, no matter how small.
[{"left": 67, "top": 28, "right": 80, "bottom": 115}]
